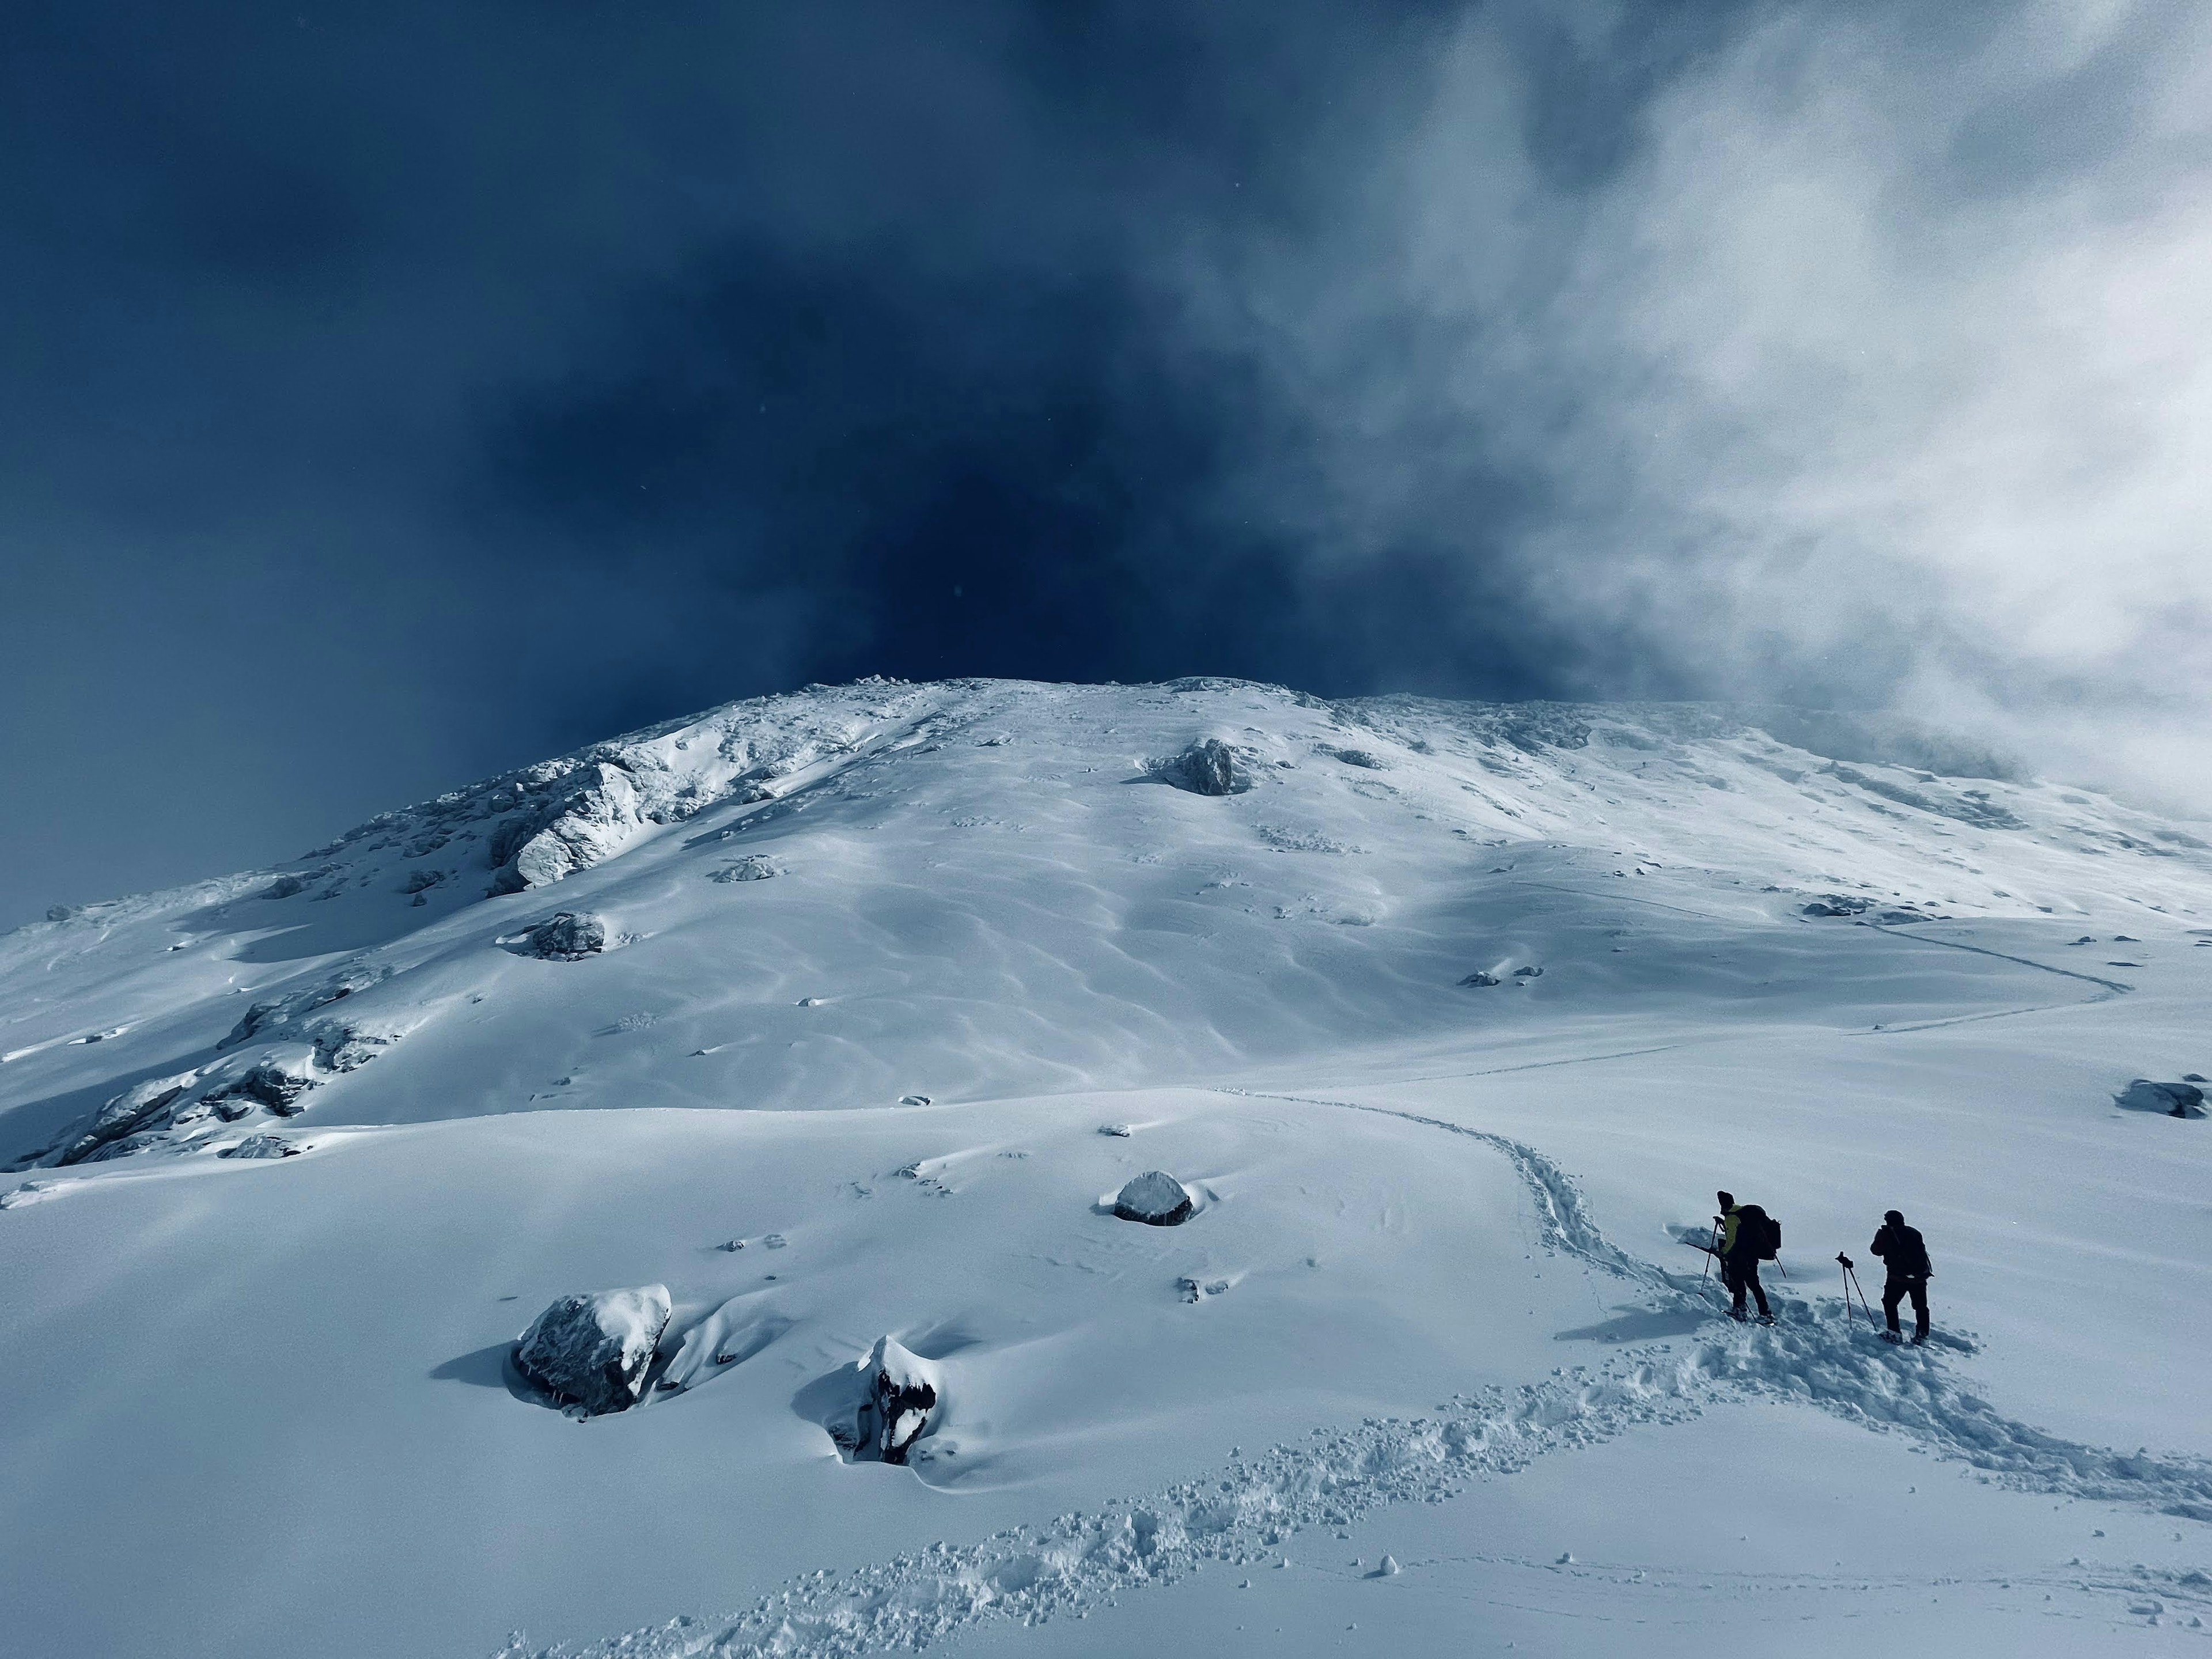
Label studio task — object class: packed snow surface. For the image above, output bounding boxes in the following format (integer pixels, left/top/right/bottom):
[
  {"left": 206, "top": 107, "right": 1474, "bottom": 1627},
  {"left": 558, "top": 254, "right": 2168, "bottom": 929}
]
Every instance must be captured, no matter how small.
[{"left": 3, "top": 676, "right": 2211, "bottom": 1658}]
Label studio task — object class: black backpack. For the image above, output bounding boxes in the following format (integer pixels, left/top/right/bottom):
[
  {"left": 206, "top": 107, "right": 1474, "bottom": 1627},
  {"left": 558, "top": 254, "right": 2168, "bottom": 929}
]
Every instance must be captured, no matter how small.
[{"left": 1737, "top": 1204, "right": 1781, "bottom": 1260}]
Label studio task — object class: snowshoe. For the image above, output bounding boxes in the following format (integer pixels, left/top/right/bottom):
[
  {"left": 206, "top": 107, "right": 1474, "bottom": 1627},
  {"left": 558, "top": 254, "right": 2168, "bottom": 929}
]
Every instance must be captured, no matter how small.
[{"left": 1754, "top": 1314, "right": 1776, "bottom": 1326}]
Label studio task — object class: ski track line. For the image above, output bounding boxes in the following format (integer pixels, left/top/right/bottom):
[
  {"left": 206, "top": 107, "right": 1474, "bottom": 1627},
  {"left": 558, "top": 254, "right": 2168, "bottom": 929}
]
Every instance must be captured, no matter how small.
[
  {"left": 1862, "top": 921, "right": 2135, "bottom": 996},
  {"left": 504, "top": 1092, "right": 2212, "bottom": 1659}
]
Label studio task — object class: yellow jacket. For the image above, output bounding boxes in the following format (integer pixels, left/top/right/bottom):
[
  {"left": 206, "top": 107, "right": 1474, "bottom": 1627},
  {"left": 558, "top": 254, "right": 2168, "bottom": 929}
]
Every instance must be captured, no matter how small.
[{"left": 1719, "top": 1206, "right": 1743, "bottom": 1256}]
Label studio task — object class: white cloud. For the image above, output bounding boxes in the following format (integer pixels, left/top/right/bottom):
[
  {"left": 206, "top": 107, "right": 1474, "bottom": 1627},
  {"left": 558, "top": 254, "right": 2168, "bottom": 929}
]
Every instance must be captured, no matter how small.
[{"left": 1272, "top": 0, "right": 2212, "bottom": 810}]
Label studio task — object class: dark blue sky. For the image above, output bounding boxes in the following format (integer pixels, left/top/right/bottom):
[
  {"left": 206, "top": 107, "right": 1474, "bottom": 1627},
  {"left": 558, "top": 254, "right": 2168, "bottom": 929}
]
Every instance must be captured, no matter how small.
[{"left": 9, "top": 1, "right": 2192, "bottom": 925}]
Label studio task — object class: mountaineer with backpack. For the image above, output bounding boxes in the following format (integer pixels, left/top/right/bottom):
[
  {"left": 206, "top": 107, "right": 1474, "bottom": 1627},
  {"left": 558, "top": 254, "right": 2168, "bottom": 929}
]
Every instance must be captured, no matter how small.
[
  {"left": 1707, "top": 1190, "right": 1778, "bottom": 1324},
  {"left": 1870, "top": 1209, "right": 1933, "bottom": 1344}
]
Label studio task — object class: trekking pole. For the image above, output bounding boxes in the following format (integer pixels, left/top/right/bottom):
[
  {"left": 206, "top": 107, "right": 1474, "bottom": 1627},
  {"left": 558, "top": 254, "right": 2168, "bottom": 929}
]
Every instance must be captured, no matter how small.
[
  {"left": 1836, "top": 1254, "right": 1878, "bottom": 1331},
  {"left": 1697, "top": 1218, "right": 1721, "bottom": 1302}
]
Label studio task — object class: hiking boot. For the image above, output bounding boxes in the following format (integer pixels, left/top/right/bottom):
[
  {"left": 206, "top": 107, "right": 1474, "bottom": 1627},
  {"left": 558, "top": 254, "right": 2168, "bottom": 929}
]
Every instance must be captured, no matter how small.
[{"left": 1880, "top": 1330, "right": 1903, "bottom": 1344}]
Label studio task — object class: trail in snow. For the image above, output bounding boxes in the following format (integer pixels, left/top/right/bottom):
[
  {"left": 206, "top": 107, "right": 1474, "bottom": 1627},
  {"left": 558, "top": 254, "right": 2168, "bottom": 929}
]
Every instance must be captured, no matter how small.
[
  {"left": 509, "top": 1094, "right": 2212, "bottom": 1659},
  {"left": 1862, "top": 920, "right": 2135, "bottom": 996}
]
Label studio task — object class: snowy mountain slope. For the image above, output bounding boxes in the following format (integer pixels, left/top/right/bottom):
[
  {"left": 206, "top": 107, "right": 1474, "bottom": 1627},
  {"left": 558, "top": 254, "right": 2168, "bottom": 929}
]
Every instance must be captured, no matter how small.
[{"left": 2, "top": 677, "right": 2210, "bottom": 1659}]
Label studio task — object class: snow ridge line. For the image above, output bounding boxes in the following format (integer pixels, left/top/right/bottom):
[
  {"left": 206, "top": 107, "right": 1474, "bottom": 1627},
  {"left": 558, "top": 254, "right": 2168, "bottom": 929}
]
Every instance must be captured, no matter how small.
[
  {"left": 1233, "top": 1088, "right": 2212, "bottom": 1521},
  {"left": 501, "top": 1362, "right": 1708, "bottom": 1659}
]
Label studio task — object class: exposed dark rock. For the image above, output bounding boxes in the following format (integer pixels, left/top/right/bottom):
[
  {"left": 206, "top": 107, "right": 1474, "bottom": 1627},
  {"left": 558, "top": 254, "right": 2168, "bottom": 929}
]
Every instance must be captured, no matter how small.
[
  {"left": 1513, "top": 964, "right": 1543, "bottom": 979},
  {"left": 1164, "top": 739, "right": 1245, "bottom": 796},
  {"left": 259, "top": 875, "right": 307, "bottom": 900},
  {"left": 2185, "top": 1073, "right": 2207, "bottom": 1084},
  {"left": 1802, "top": 895, "right": 1872, "bottom": 917},
  {"left": 862, "top": 1336, "right": 940, "bottom": 1465},
  {"left": 47, "top": 1072, "right": 198, "bottom": 1166},
  {"left": 1317, "top": 745, "right": 1385, "bottom": 769},
  {"left": 219, "top": 1134, "right": 299, "bottom": 1160},
  {"left": 209, "top": 1060, "right": 319, "bottom": 1115},
  {"left": 222, "top": 965, "right": 388, "bottom": 1049},
  {"left": 708, "top": 855, "right": 781, "bottom": 883},
  {"left": 1459, "top": 971, "right": 1500, "bottom": 987},
  {"left": 513, "top": 1285, "right": 672, "bottom": 1416},
  {"left": 520, "top": 911, "right": 607, "bottom": 961},
  {"left": 2116, "top": 1080, "right": 2206, "bottom": 1119},
  {"left": 1113, "top": 1170, "right": 1195, "bottom": 1226}
]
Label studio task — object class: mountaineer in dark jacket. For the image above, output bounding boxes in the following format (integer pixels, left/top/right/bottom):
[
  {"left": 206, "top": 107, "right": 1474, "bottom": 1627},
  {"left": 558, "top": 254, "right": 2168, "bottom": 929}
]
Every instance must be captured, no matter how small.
[
  {"left": 1870, "top": 1209, "right": 1932, "bottom": 1344},
  {"left": 1713, "top": 1190, "right": 1772, "bottom": 1323}
]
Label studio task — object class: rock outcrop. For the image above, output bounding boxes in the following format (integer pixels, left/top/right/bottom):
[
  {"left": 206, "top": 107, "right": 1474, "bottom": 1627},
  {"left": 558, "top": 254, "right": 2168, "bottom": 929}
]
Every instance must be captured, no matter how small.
[
  {"left": 520, "top": 912, "right": 607, "bottom": 961},
  {"left": 2117, "top": 1080, "right": 2206, "bottom": 1119},
  {"left": 1802, "top": 895, "right": 1872, "bottom": 918},
  {"left": 863, "top": 1336, "right": 941, "bottom": 1464},
  {"left": 513, "top": 1285, "right": 673, "bottom": 1416},
  {"left": 1164, "top": 738, "right": 1245, "bottom": 796},
  {"left": 41, "top": 1071, "right": 199, "bottom": 1166},
  {"left": 1112, "top": 1170, "right": 1195, "bottom": 1226}
]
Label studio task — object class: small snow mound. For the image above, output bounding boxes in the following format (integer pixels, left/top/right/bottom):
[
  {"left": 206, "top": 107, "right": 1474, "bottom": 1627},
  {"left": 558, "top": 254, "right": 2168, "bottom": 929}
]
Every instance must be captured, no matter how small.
[
  {"left": 1112, "top": 1170, "right": 1195, "bottom": 1226},
  {"left": 1161, "top": 738, "right": 1246, "bottom": 796},
  {"left": 513, "top": 1285, "right": 672, "bottom": 1417},
  {"left": 518, "top": 911, "right": 607, "bottom": 961},
  {"left": 1376, "top": 1554, "right": 1401, "bottom": 1576},
  {"left": 2116, "top": 1080, "right": 2206, "bottom": 1119}
]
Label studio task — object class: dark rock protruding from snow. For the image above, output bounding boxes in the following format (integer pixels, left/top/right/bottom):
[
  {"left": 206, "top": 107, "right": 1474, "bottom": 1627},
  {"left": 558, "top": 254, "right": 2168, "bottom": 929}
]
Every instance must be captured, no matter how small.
[
  {"left": 1165, "top": 739, "right": 1245, "bottom": 796},
  {"left": 1802, "top": 895, "right": 1872, "bottom": 917},
  {"left": 709, "top": 855, "right": 780, "bottom": 883},
  {"left": 514, "top": 1285, "right": 672, "bottom": 1416},
  {"left": 2118, "top": 1080, "right": 2206, "bottom": 1119},
  {"left": 1113, "top": 1170, "right": 1195, "bottom": 1226},
  {"left": 219, "top": 1134, "right": 299, "bottom": 1160},
  {"left": 521, "top": 912, "right": 607, "bottom": 961},
  {"left": 1459, "top": 971, "right": 1500, "bottom": 988},
  {"left": 44, "top": 1071, "right": 198, "bottom": 1166},
  {"left": 221, "top": 964, "right": 388, "bottom": 1048},
  {"left": 210, "top": 1059, "right": 317, "bottom": 1116},
  {"left": 865, "top": 1336, "right": 941, "bottom": 1465}
]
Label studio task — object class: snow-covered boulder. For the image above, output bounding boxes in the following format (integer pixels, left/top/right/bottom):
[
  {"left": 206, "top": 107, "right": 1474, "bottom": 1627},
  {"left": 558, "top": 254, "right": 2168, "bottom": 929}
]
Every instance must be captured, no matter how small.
[
  {"left": 709, "top": 855, "right": 780, "bottom": 883},
  {"left": 864, "top": 1336, "right": 941, "bottom": 1464},
  {"left": 219, "top": 1134, "right": 299, "bottom": 1160},
  {"left": 1113, "top": 1170, "right": 1195, "bottom": 1226},
  {"left": 520, "top": 911, "right": 607, "bottom": 961},
  {"left": 513, "top": 1285, "right": 672, "bottom": 1416},
  {"left": 1459, "top": 970, "right": 1499, "bottom": 987},
  {"left": 1164, "top": 738, "right": 1244, "bottom": 796},
  {"left": 2117, "top": 1080, "right": 2206, "bottom": 1119}
]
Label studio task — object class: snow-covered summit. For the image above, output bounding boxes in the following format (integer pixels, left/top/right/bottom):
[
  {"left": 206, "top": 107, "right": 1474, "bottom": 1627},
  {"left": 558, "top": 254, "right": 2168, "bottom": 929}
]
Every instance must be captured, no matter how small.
[
  {"left": 4, "top": 676, "right": 2206, "bottom": 1169},
  {"left": 5, "top": 679, "right": 2211, "bottom": 1659}
]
